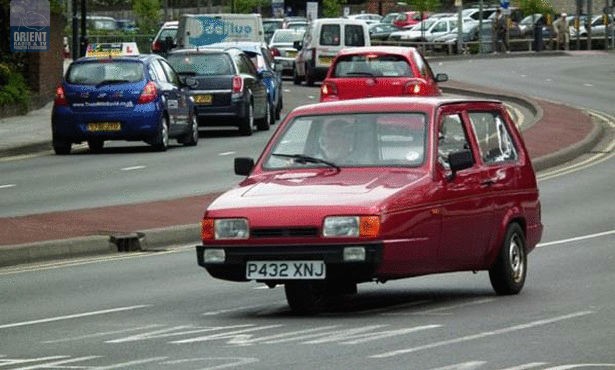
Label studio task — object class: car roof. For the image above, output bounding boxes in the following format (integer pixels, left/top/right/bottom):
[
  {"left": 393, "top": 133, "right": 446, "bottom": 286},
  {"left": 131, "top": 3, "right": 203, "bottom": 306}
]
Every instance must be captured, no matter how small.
[
  {"left": 336, "top": 46, "right": 418, "bottom": 56},
  {"left": 290, "top": 97, "right": 501, "bottom": 116},
  {"left": 72, "top": 53, "right": 159, "bottom": 64},
  {"left": 204, "top": 41, "right": 267, "bottom": 53},
  {"left": 167, "top": 47, "right": 233, "bottom": 55}
]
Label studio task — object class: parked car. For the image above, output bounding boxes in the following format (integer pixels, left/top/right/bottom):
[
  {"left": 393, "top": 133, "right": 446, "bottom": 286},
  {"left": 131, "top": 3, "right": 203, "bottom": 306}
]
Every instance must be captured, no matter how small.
[
  {"left": 166, "top": 47, "right": 271, "bottom": 135},
  {"left": 380, "top": 12, "right": 400, "bottom": 25},
  {"left": 320, "top": 46, "right": 448, "bottom": 102},
  {"left": 196, "top": 96, "right": 543, "bottom": 314},
  {"left": 205, "top": 41, "right": 283, "bottom": 122},
  {"left": 432, "top": 20, "right": 481, "bottom": 54},
  {"left": 368, "top": 22, "right": 400, "bottom": 41},
  {"left": 346, "top": 13, "right": 383, "bottom": 25},
  {"left": 461, "top": 7, "right": 498, "bottom": 21},
  {"left": 294, "top": 18, "right": 371, "bottom": 86},
  {"left": 570, "top": 14, "right": 613, "bottom": 38},
  {"left": 389, "top": 16, "right": 469, "bottom": 42},
  {"left": 151, "top": 20, "right": 178, "bottom": 56},
  {"left": 285, "top": 21, "right": 308, "bottom": 31},
  {"left": 269, "top": 29, "right": 306, "bottom": 78},
  {"left": 52, "top": 43, "right": 197, "bottom": 154},
  {"left": 393, "top": 11, "right": 429, "bottom": 29}
]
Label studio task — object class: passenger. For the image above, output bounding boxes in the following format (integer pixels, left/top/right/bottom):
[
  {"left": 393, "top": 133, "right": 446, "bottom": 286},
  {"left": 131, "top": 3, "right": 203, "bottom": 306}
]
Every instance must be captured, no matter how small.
[{"left": 318, "top": 119, "right": 356, "bottom": 163}]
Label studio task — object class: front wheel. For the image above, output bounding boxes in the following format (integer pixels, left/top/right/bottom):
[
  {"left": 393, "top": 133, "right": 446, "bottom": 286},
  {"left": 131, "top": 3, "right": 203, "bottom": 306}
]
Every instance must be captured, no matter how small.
[
  {"left": 53, "top": 139, "right": 71, "bottom": 155},
  {"left": 305, "top": 63, "right": 315, "bottom": 87},
  {"left": 285, "top": 281, "right": 328, "bottom": 315},
  {"left": 239, "top": 101, "right": 254, "bottom": 136},
  {"left": 256, "top": 102, "right": 272, "bottom": 131},
  {"left": 489, "top": 223, "right": 527, "bottom": 295}
]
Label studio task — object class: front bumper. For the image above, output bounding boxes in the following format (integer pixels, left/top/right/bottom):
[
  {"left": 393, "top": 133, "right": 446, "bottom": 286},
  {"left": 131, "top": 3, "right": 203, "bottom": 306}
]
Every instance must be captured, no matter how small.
[{"left": 196, "top": 243, "right": 383, "bottom": 283}]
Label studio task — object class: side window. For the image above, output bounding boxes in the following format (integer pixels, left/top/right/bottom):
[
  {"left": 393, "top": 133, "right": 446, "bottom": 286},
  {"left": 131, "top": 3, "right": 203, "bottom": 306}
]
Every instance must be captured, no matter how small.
[
  {"left": 148, "top": 65, "right": 160, "bottom": 81},
  {"left": 158, "top": 60, "right": 180, "bottom": 85},
  {"left": 151, "top": 60, "right": 168, "bottom": 83},
  {"left": 344, "top": 24, "right": 366, "bottom": 46},
  {"left": 413, "top": 52, "right": 434, "bottom": 79},
  {"left": 235, "top": 54, "right": 257, "bottom": 75},
  {"left": 468, "top": 111, "right": 518, "bottom": 163},
  {"left": 438, "top": 113, "right": 471, "bottom": 169},
  {"left": 320, "top": 24, "right": 340, "bottom": 46}
]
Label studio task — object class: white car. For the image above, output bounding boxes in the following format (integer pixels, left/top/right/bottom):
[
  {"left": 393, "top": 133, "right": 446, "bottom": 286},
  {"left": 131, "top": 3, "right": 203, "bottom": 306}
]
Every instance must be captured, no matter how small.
[
  {"left": 346, "top": 13, "right": 383, "bottom": 25},
  {"left": 389, "top": 16, "right": 472, "bottom": 42},
  {"left": 269, "top": 29, "right": 306, "bottom": 77}
]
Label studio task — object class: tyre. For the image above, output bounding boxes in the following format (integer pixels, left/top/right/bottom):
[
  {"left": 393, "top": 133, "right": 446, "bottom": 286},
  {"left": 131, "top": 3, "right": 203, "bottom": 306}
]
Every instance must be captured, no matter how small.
[
  {"left": 87, "top": 139, "right": 104, "bottom": 153},
  {"left": 285, "top": 281, "right": 328, "bottom": 315},
  {"left": 239, "top": 101, "right": 254, "bottom": 136},
  {"left": 305, "top": 63, "right": 315, "bottom": 87},
  {"left": 489, "top": 223, "right": 527, "bottom": 295},
  {"left": 256, "top": 102, "right": 272, "bottom": 131},
  {"left": 182, "top": 112, "right": 199, "bottom": 146},
  {"left": 53, "top": 139, "right": 71, "bottom": 155},
  {"left": 275, "top": 94, "right": 283, "bottom": 121},
  {"left": 293, "top": 64, "right": 301, "bottom": 85},
  {"left": 151, "top": 115, "right": 169, "bottom": 151}
]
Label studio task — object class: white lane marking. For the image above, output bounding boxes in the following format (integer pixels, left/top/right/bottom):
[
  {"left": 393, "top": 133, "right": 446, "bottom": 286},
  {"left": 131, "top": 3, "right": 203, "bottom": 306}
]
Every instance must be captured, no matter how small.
[
  {"left": 92, "top": 356, "right": 168, "bottom": 369},
  {"left": 162, "top": 357, "right": 259, "bottom": 369},
  {"left": 0, "top": 356, "right": 69, "bottom": 366},
  {"left": 370, "top": 311, "right": 593, "bottom": 358},
  {"left": 584, "top": 83, "right": 594, "bottom": 87},
  {"left": 544, "top": 365, "right": 615, "bottom": 370},
  {"left": 0, "top": 305, "right": 151, "bottom": 329},
  {"left": 219, "top": 151, "right": 235, "bottom": 156},
  {"left": 107, "top": 324, "right": 254, "bottom": 343},
  {"left": 42, "top": 324, "right": 163, "bottom": 343},
  {"left": 171, "top": 325, "right": 283, "bottom": 344},
  {"left": 537, "top": 229, "right": 615, "bottom": 248},
  {"left": 384, "top": 298, "right": 495, "bottom": 316},
  {"left": 428, "top": 362, "right": 486, "bottom": 370},
  {"left": 11, "top": 356, "right": 100, "bottom": 370},
  {"left": 499, "top": 364, "right": 550, "bottom": 370},
  {"left": 203, "top": 301, "right": 286, "bottom": 316},
  {"left": 120, "top": 165, "right": 146, "bottom": 171},
  {"left": 0, "top": 184, "right": 16, "bottom": 189}
]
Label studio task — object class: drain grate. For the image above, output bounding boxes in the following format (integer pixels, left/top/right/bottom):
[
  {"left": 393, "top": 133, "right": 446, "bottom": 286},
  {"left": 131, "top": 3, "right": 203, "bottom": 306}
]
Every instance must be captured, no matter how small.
[{"left": 110, "top": 232, "right": 145, "bottom": 252}]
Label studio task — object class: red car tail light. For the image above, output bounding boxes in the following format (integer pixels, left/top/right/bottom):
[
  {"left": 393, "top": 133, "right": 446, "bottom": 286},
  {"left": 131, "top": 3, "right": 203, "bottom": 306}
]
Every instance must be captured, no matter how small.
[
  {"left": 320, "top": 81, "right": 338, "bottom": 101},
  {"left": 271, "top": 47, "right": 280, "bottom": 57},
  {"left": 54, "top": 85, "right": 68, "bottom": 106},
  {"left": 137, "top": 81, "right": 157, "bottom": 104},
  {"left": 404, "top": 81, "right": 423, "bottom": 95},
  {"left": 232, "top": 75, "right": 243, "bottom": 94},
  {"left": 151, "top": 40, "right": 161, "bottom": 52}
]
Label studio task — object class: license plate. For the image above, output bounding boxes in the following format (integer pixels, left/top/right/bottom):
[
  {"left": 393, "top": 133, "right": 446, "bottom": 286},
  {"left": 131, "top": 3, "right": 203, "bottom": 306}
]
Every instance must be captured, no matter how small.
[
  {"left": 246, "top": 260, "right": 326, "bottom": 280},
  {"left": 286, "top": 50, "right": 297, "bottom": 58},
  {"left": 194, "top": 94, "right": 212, "bottom": 104},
  {"left": 87, "top": 122, "right": 121, "bottom": 131},
  {"left": 318, "top": 56, "right": 333, "bottom": 65}
]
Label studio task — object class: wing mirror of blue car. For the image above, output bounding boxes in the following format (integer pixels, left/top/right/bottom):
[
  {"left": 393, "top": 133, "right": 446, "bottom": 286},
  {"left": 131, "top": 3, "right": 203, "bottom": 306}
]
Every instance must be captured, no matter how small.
[
  {"left": 234, "top": 157, "right": 255, "bottom": 176},
  {"left": 447, "top": 149, "right": 474, "bottom": 181}
]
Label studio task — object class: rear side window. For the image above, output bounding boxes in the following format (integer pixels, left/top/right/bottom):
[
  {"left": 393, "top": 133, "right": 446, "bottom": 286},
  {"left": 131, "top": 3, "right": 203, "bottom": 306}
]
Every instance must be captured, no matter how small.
[
  {"left": 333, "top": 54, "right": 413, "bottom": 77},
  {"left": 320, "top": 24, "right": 340, "bottom": 46},
  {"left": 167, "top": 53, "right": 233, "bottom": 76},
  {"left": 67, "top": 61, "right": 144, "bottom": 84},
  {"left": 468, "top": 111, "right": 518, "bottom": 163},
  {"left": 344, "top": 24, "right": 366, "bottom": 46}
]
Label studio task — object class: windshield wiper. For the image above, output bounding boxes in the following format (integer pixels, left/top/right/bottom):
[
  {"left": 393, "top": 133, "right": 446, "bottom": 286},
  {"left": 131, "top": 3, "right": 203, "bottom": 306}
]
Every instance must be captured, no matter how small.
[
  {"left": 95, "top": 79, "right": 130, "bottom": 88},
  {"left": 271, "top": 153, "right": 340, "bottom": 170}
]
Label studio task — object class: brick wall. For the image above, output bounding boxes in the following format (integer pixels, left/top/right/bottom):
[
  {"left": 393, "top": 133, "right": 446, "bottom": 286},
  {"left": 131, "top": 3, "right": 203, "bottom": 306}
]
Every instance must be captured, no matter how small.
[{"left": 25, "top": 12, "right": 66, "bottom": 108}]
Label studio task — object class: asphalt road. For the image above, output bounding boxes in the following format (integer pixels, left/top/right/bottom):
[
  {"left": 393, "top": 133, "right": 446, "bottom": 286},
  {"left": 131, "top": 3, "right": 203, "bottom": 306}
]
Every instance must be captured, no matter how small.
[{"left": 1, "top": 54, "right": 614, "bottom": 369}]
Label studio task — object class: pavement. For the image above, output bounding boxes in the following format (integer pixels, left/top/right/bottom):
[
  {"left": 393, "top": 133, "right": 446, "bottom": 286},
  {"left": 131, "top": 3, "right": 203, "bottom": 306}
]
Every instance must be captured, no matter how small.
[{"left": 0, "top": 68, "right": 606, "bottom": 267}]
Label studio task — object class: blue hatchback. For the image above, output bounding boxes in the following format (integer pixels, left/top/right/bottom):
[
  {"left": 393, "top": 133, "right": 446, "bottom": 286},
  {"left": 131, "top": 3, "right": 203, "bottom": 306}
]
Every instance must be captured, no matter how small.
[{"left": 52, "top": 46, "right": 197, "bottom": 154}]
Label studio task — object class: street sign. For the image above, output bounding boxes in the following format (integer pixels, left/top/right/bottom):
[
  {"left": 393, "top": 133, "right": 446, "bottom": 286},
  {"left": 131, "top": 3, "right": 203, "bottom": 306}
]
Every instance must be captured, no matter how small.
[{"left": 500, "top": 0, "right": 509, "bottom": 9}]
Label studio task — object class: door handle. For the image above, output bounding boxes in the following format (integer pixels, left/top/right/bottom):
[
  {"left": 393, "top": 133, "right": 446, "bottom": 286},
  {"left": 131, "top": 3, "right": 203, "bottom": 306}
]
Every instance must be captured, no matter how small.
[{"left": 480, "top": 178, "right": 497, "bottom": 187}]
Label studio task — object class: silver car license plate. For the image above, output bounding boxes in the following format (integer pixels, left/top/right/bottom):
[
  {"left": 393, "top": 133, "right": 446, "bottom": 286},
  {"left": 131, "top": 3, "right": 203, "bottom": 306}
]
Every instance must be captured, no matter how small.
[{"left": 246, "top": 261, "right": 326, "bottom": 280}]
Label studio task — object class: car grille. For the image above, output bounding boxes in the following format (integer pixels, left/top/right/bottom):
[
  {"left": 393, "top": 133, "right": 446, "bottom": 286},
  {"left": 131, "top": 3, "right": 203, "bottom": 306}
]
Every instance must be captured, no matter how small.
[{"left": 251, "top": 227, "right": 319, "bottom": 238}]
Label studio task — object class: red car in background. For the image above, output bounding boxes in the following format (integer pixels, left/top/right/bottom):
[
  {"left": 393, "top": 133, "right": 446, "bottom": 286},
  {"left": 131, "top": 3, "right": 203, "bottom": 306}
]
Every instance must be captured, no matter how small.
[
  {"left": 320, "top": 46, "right": 448, "bottom": 102},
  {"left": 393, "top": 11, "right": 430, "bottom": 29},
  {"left": 195, "top": 97, "right": 543, "bottom": 314}
]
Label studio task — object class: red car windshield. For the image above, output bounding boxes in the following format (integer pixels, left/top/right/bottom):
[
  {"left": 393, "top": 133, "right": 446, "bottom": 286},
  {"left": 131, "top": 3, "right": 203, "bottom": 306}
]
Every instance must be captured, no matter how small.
[{"left": 332, "top": 54, "right": 414, "bottom": 78}]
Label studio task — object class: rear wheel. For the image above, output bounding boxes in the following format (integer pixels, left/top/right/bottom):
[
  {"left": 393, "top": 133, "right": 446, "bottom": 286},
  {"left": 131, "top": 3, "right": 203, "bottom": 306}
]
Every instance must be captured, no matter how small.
[
  {"left": 275, "top": 94, "right": 283, "bottom": 121},
  {"left": 87, "top": 139, "right": 104, "bottom": 153},
  {"left": 151, "top": 115, "right": 169, "bottom": 151},
  {"left": 182, "top": 113, "right": 199, "bottom": 146},
  {"left": 256, "top": 102, "right": 272, "bottom": 131},
  {"left": 293, "top": 64, "right": 301, "bottom": 85},
  {"left": 489, "top": 223, "right": 527, "bottom": 295},
  {"left": 53, "top": 139, "right": 71, "bottom": 155},
  {"left": 305, "top": 63, "right": 315, "bottom": 87},
  {"left": 239, "top": 101, "right": 254, "bottom": 136}
]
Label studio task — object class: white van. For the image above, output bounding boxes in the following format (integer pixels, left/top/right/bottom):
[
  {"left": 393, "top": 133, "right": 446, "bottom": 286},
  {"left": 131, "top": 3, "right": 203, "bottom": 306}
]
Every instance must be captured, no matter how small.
[
  {"left": 176, "top": 13, "right": 265, "bottom": 48},
  {"left": 293, "top": 18, "right": 370, "bottom": 86}
]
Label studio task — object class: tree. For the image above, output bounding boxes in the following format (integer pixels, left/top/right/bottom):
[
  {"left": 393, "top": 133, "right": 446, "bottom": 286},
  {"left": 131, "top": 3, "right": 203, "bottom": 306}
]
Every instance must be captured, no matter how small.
[
  {"left": 133, "top": 0, "right": 161, "bottom": 34},
  {"left": 234, "top": 0, "right": 270, "bottom": 13},
  {"left": 323, "top": 0, "right": 347, "bottom": 17}
]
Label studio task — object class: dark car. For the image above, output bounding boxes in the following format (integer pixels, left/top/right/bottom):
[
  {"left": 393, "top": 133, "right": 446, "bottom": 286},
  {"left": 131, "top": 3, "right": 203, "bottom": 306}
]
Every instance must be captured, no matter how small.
[
  {"left": 195, "top": 97, "right": 543, "bottom": 314},
  {"left": 166, "top": 47, "right": 271, "bottom": 135},
  {"left": 368, "top": 23, "right": 400, "bottom": 41},
  {"left": 52, "top": 43, "right": 198, "bottom": 154},
  {"left": 205, "top": 41, "right": 283, "bottom": 122}
]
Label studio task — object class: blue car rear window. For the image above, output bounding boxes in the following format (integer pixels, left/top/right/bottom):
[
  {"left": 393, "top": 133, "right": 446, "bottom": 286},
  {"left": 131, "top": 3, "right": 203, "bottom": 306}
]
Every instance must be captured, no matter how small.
[{"left": 66, "top": 61, "right": 144, "bottom": 85}]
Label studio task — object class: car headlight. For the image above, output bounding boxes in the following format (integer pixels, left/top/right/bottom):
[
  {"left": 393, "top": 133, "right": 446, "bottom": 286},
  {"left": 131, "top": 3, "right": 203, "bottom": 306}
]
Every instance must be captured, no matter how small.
[
  {"left": 323, "top": 216, "right": 380, "bottom": 238},
  {"left": 201, "top": 218, "right": 249, "bottom": 240}
]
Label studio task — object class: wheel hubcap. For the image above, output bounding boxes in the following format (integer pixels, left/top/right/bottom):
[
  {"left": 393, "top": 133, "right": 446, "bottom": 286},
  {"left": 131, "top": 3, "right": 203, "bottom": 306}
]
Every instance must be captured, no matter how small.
[{"left": 509, "top": 234, "right": 524, "bottom": 283}]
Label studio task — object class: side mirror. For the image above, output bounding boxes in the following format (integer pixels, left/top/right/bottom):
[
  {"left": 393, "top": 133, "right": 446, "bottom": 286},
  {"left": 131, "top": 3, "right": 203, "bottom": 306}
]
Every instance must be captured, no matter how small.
[
  {"left": 293, "top": 40, "right": 303, "bottom": 50},
  {"left": 184, "top": 76, "right": 198, "bottom": 88},
  {"left": 260, "top": 70, "right": 274, "bottom": 79},
  {"left": 435, "top": 73, "right": 448, "bottom": 82},
  {"left": 447, "top": 149, "right": 474, "bottom": 180},
  {"left": 234, "top": 157, "right": 255, "bottom": 176}
]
